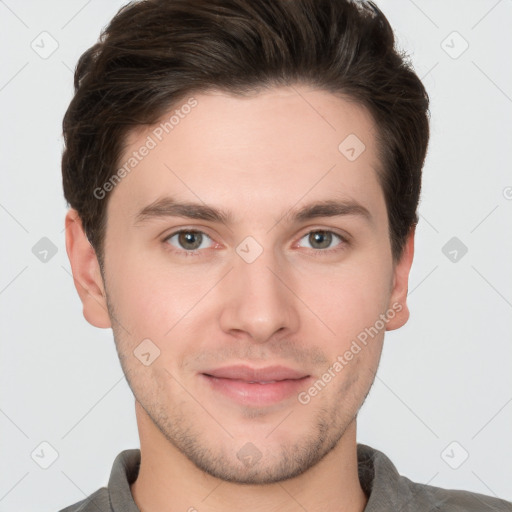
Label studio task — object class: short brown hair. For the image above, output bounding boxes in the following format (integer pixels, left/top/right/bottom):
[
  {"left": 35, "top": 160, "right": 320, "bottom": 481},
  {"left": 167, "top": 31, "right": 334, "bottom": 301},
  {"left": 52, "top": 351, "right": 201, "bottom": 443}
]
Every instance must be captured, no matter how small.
[{"left": 62, "top": 0, "right": 429, "bottom": 263}]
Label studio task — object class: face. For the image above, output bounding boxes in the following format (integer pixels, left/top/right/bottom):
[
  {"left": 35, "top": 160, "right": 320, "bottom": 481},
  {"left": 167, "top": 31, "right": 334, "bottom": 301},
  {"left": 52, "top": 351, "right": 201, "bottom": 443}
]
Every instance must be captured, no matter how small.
[{"left": 68, "top": 85, "right": 413, "bottom": 484}]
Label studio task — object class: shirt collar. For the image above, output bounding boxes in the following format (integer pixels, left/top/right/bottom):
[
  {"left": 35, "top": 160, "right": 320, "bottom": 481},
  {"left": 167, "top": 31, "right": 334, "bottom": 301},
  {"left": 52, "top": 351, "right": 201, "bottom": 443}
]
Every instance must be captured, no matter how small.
[{"left": 107, "top": 444, "right": 407, "bottom": 512}]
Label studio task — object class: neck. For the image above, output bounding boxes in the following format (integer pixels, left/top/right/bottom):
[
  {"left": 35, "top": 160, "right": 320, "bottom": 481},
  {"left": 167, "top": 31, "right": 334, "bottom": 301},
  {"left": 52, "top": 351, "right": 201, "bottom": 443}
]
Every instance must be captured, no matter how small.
[{"left": 130, "top": 401, "right": 368, "bottom": 512}]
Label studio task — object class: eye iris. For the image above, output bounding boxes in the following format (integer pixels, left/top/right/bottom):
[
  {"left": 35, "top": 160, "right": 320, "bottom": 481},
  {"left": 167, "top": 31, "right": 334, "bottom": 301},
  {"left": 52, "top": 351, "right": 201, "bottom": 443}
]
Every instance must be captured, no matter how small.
[
  {"left": 309, "top": 231, "right": 332, "bottom": 249},
  {"left": 179, "top": 231, "right": 202, "bottom": 250}
]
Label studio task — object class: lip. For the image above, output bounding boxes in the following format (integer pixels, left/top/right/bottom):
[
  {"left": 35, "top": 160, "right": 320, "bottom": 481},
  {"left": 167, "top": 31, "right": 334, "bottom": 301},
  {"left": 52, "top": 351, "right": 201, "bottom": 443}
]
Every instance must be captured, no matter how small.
[
  {"left": 203, "top": 364, "right": 308, "bottom": 382},
  {"left": 200, "top": 365, "right": 311, "bottom": 406}
]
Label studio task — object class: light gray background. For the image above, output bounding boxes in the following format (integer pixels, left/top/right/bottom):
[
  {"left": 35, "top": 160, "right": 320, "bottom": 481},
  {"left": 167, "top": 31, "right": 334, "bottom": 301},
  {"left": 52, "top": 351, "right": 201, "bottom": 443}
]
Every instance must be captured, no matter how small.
[{"left": 1, "top": 0, "right": 511, "bottom": 510}]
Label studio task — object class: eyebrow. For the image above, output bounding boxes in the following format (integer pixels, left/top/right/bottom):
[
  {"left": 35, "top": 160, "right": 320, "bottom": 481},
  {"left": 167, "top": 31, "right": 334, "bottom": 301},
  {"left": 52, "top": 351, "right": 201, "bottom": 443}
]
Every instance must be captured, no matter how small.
[{"left": 134, "top": 196, "right": 372, "bottom": 227}]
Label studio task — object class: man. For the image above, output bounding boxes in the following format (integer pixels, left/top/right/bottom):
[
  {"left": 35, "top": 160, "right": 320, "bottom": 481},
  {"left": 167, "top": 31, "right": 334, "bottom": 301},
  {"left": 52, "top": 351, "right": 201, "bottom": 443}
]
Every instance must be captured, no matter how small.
[{"left": 59, "top": 0, "right": 512, "bottom": 510}]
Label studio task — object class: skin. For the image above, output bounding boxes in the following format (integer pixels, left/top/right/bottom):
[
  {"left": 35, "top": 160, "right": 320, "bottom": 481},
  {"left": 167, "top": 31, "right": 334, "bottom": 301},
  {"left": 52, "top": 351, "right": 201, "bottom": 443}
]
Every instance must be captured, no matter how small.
[{"left": 66, "top": 85, "right": 415, "bottom": 512}]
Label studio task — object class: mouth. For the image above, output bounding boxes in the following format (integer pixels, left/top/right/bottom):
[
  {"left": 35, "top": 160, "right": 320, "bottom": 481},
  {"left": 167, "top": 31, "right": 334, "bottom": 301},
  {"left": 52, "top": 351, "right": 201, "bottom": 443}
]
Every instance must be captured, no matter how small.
[{"left": 200, "top": 365, "right": 312, "bottom": 406}]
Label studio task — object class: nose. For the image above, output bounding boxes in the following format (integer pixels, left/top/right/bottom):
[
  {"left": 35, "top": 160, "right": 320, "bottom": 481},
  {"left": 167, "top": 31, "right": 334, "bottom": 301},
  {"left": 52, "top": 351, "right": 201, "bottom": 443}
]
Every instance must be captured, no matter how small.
[{"left": 218, "top": 246, "right": 300, "bottom": 344}]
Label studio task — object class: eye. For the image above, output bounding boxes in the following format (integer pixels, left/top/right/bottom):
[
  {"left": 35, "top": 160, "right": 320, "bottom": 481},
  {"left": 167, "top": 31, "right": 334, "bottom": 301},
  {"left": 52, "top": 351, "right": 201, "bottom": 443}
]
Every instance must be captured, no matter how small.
[
  {"left": 297, "top": 230, "right": 347, "bottom": 252},
  {"left": 164, "top": 229, "right": 214, "bottom": 255},
  {"left": 163, "top": 228, "right": 348, "bottom": 257}
]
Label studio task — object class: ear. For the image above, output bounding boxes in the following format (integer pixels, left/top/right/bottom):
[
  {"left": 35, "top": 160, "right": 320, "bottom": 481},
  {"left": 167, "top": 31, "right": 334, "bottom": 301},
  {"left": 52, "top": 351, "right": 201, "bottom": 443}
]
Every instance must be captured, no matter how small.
[
  {"left": 385, "top": 227, "right": 415, "bottom": 331},
  {"left": 65, "top": 209, "right": 111, "bottom": 328}
]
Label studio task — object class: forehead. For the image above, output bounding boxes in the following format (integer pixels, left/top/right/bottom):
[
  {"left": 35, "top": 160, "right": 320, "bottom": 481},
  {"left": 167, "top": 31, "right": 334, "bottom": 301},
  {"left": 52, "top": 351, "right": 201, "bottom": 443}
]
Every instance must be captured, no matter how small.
[{"left": 109, "top": 86, "right": 385, "bottom": 225}]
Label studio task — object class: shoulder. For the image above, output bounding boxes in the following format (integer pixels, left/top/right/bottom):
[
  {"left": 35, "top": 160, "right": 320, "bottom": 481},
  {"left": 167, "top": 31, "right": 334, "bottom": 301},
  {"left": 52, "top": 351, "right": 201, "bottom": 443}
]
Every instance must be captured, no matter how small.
[
  {"left": 58, "top": 487, "right": 110, "bottom": 512},
  {"left": 402, "top": 476, "right": 512, "bottom": 511},
  {"left": 357, "top": 443, "right": 512, "bottom": 511},
  {"left": 57, "top": 449, "right": 141, "bottom": 512}
]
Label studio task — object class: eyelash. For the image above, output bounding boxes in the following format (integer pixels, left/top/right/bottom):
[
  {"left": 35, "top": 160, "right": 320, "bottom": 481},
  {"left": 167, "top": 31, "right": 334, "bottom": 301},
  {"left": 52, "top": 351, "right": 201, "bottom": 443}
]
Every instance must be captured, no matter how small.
[{"left": 163, "top": 228, "right": 349, "bottom": 258}]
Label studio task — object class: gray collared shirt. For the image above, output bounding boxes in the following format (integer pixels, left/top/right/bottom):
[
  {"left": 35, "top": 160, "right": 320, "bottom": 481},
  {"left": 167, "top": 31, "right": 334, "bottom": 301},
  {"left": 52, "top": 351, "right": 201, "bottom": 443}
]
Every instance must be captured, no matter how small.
[{"left": 59, "top": 444, "right": 512, "bottom": 511}]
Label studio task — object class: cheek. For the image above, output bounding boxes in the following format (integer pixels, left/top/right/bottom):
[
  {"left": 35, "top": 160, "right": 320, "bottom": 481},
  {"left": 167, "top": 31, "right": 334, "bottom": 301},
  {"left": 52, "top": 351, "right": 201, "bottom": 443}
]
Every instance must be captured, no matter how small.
[
  {"left": 296, "top": 257, "right": 392, "bottom": 343},
  {"left": 105, "top": 253, "right": 220, "bottom": 343}
]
